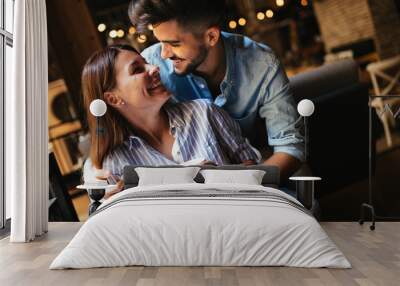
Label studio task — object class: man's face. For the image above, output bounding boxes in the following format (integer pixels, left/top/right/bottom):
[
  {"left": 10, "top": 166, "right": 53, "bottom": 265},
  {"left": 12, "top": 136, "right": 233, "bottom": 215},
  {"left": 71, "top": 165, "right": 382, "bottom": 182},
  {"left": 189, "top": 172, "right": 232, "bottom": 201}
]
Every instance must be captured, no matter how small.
[{"left": 152, "top": 20, "right": 209, "bottom": 75}]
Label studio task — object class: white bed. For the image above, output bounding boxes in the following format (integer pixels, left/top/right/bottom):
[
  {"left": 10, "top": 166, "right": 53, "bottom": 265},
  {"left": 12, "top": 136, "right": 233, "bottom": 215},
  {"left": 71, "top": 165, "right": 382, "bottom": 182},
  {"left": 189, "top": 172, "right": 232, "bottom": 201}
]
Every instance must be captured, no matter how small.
[{"left": 50, "top": 183, "right": 350, "bottom": 269}]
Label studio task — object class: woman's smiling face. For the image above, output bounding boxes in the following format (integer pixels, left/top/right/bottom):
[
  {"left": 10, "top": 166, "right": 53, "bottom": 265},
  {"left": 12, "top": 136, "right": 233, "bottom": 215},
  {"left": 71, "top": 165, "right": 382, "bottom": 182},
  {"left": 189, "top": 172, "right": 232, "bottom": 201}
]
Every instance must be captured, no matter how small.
[{"left": 111, "top": 50, "right": 171, "bottom": 110}]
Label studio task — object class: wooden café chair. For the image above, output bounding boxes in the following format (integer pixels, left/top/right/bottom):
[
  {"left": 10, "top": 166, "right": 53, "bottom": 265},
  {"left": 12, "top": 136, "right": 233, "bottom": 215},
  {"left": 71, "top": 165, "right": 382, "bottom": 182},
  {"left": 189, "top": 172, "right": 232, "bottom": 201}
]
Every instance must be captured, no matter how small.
[{"left": 366, "top": 55, "right": 400, "bottom": 147}]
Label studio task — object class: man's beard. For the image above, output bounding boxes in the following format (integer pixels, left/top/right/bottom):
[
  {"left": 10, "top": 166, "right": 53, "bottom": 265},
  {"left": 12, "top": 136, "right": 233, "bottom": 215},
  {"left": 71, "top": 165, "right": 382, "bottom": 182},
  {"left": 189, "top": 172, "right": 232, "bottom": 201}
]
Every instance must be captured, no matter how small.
[{"left": 174, "top": 45, "right": 209, "bottom": 76}]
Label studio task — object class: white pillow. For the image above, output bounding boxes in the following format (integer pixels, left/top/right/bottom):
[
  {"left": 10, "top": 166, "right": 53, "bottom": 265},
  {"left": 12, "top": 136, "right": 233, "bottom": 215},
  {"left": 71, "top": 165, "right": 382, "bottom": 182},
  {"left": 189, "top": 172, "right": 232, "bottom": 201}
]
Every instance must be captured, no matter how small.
[
  {"left": 200, "top": 169, "right": 266, "bottom": 185},
  {"left": 135, "top": 167, "right": 201, "bottom": 186}
]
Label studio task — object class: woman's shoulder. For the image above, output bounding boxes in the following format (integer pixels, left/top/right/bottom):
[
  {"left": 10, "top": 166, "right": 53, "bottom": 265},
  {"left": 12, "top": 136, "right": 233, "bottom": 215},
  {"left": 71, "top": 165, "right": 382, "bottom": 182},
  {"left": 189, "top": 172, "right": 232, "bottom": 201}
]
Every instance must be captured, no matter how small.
[
  {"left": 103, "top": 139, "right": 131, "bottom": 161},
  {"left": 172, "top": 99, "right": 214, "bottom": 112},
  {"left": 165, "top": 99, "right": 218, "bottom": 126}
]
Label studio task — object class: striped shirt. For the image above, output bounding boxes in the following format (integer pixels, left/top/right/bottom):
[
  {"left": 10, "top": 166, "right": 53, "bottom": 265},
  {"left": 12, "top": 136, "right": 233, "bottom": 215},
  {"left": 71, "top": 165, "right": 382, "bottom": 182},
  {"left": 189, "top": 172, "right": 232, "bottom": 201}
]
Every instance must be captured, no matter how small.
[{"left": 102, "top": 100, "right": 260, "bottom": 182}]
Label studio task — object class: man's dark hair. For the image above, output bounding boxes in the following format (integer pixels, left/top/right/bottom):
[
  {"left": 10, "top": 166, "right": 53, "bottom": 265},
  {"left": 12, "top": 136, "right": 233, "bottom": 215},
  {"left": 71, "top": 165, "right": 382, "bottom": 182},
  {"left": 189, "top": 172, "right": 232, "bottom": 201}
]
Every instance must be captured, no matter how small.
[{"left": 128, "top": 0, "right": 226, "bottom": 33}]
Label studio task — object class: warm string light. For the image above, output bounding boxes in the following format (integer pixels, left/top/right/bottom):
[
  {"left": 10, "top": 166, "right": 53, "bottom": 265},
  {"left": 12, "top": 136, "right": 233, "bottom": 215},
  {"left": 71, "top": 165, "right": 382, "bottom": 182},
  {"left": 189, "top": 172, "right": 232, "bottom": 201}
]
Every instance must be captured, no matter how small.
[
  {"left": 109, "top": 30, "right": 117, "bottom": 38},
  {"left": 301, "top": 0, "right": 308, "bottom": 6},
  {"left": 97, "top": 23, "right": 106, "bottom": 32},
  {"left": 105, "top": 3, "right": 289, "bottom": 41},
  {"left": 116, "top": 29, "right": 125, "bottom": 38},
  {"left": 229, "top": 18, "right": 246, "bottom": 29},
  {"left": 137, "top": 34, "right": 147, "bottom": 43},
  {"left": 257, "top": 12, "right": 265, "bottom": 20},
  {"left": 238, "top": 18, "right": 247, "bottom": 26},
  {"left": 228, "top": 20, "right": 237, "bottom": 29},
  {"left": 109, "top": 29, "right": 126, "bottom": 39},
  {"left": 129, "top": 26, "right": 136, "bottom": 35},
  {"left": 226, "top": 9, "right": 275, "bottom": 27}
]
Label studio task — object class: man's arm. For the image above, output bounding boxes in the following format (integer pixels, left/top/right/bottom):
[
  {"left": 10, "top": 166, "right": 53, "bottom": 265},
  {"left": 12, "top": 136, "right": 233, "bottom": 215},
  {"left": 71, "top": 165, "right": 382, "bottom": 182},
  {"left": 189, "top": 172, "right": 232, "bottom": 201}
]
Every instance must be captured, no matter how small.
[{"left": 258, "top": 58, "right": 304, "bottom": 181}]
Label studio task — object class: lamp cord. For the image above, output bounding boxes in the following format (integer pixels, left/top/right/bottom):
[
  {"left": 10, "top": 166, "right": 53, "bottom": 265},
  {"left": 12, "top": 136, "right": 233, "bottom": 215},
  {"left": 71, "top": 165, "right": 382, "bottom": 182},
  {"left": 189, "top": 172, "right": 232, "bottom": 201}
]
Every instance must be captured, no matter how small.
[
  {"left": 369, "top": 99, "right": 372, "bottom": 205},
  {"left": 97, "top": 117, "right": 100, "bottom": 165},
  {"left": 304, "top": 116, "right": 308, "bottom": 163}
]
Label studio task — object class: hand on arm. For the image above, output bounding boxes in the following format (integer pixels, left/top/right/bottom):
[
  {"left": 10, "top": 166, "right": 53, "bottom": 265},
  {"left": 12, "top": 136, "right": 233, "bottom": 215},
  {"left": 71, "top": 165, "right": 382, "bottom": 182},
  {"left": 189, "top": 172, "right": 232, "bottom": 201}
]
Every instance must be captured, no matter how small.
[
  {"left": 242, "top": 159, "right": 256, "bottom": 166},
  {"left": 200, "top": 160, "right": 217, "bottom": 166},
  {"left": 83, "top": 158, "right": 124, "bottom": 200},
  {"left": 103, "top": 180, "right": 124, "bottom": 200},
  {"left": 95, "top": 169, "right": 124, "bottom": 200}
]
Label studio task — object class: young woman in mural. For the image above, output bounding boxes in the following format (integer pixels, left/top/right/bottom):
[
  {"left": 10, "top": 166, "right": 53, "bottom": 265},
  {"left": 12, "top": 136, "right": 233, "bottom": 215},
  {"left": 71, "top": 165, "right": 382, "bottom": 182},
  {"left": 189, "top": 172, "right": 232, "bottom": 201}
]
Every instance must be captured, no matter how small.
[{"left": 82, "top": 45, "right": 260, "bottom": 197}]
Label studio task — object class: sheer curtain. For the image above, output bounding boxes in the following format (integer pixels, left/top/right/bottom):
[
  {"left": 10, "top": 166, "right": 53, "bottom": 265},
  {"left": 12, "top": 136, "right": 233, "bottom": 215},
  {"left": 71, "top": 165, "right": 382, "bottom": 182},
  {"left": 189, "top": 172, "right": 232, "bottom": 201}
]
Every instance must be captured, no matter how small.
[{"left": 7, "top": 0, "right": 48, "bottom": 242}]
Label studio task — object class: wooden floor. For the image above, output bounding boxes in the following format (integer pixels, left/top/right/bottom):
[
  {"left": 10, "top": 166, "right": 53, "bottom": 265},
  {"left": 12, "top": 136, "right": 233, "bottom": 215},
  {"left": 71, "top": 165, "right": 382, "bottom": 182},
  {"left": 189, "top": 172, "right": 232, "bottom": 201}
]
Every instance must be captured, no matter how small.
[{"left": 0, "top": 222, "right": 399, "bottom": 286}]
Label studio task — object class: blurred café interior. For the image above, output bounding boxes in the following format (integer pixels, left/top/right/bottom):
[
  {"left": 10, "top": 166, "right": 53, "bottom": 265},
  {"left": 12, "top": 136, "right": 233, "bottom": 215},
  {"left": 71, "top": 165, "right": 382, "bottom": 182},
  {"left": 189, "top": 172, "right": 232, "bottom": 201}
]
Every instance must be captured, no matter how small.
[{"left": 46, "top": 0, "right": 400, "bottom": 222}]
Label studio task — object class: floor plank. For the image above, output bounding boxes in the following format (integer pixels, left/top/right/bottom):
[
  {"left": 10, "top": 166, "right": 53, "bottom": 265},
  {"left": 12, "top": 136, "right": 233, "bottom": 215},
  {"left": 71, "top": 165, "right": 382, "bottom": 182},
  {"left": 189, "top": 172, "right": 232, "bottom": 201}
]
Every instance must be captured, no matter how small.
[{"left": 0, "top": 222, "right": 399, "bottom": 286}]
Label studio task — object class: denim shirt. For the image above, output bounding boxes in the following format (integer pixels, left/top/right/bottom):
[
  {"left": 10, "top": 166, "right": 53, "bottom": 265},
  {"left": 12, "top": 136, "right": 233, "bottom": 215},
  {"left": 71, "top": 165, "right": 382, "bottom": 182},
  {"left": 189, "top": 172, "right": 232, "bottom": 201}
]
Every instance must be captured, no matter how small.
[{"left": 142, "top": 31, "right": 304, "bottom": 162}]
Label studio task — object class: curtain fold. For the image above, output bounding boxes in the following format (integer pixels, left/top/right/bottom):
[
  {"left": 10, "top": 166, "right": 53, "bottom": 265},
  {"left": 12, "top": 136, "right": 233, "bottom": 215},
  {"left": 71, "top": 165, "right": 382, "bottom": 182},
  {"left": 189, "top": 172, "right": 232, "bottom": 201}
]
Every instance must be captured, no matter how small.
[{"left": 8, "top": 0, "right": 48, "bottom": 242}]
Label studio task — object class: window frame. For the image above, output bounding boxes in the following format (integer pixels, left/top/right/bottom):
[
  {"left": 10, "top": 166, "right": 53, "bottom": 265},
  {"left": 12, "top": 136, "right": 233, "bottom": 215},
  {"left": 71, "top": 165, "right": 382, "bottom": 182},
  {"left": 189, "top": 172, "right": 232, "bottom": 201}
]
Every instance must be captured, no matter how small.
[{"left": 0, "top": 0, "right": 14, "bottom": 232}]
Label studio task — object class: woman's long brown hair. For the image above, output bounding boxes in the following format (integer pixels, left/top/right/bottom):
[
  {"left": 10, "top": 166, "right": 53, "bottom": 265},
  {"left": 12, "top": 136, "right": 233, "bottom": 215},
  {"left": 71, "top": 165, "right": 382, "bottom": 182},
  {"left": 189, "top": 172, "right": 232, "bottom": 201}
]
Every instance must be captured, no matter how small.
[{"left": 81, "top": 45, "right": 138, "bottom": 169}]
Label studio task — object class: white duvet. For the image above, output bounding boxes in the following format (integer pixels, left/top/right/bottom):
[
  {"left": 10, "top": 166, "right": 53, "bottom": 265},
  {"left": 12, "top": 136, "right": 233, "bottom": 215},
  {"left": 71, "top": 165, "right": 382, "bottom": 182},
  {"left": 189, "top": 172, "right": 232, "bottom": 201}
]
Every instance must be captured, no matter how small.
[{"left": 50, "top": 183, "right": 351, "bottom": 269}]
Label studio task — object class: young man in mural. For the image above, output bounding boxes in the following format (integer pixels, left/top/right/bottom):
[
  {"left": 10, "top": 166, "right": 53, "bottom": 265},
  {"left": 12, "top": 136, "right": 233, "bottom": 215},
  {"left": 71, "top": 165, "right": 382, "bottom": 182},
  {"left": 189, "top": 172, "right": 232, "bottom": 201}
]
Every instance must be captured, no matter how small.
[{"left": 128, "top": 0, "right": 304, "bottom": 181}]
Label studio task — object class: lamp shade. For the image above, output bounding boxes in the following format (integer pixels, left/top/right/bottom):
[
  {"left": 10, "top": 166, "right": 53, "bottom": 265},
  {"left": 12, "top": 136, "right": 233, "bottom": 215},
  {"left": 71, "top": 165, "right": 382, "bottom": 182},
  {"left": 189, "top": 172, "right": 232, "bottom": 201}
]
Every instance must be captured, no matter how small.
[
  {"left": 297, "top": 99, "right": 315, "bottom": 117},
  {"left": 89, "top": 99, "right": 107, "bottom": 117}
]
